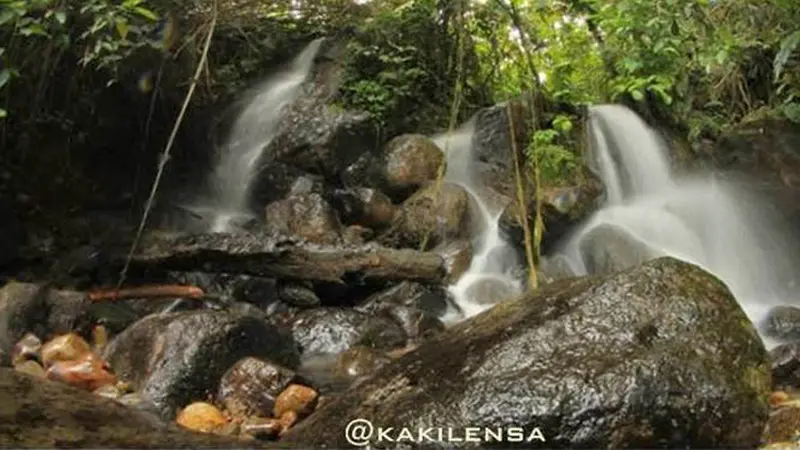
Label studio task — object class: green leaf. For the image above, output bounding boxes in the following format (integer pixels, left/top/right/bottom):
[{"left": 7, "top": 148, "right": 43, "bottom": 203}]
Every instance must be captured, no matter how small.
[
  {"left": 133, "top": 6, "right": 158, "bottom": 21},
  {"left": 0, "top": 69, "right": 10, "bottom": 90},
  {"left": 0, "top": 10, "right": 15, "bottom": 26},
  {"left": 54, "top": 10, "right": 66, "bottom": 25},
  {"left": 116, "top": 20, "right": 129, "bottom": 39},
  {"left": 631, "top": 89, "right": 645, "bottom": 101},
  {"left": 775, "top": 30, "right": 800, "bottom": 81},
  {"left": 0, "top": 109, "right": 6, "bottom": 119}
]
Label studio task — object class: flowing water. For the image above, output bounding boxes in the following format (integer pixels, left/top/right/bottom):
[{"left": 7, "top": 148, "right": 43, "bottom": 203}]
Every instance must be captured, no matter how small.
[
  {"left": 554, "top": 104, "right": 800, "bottom": 348},
  {"left": 198, "top": 38, "right": 325, "bottom": 232},
  {"left": 432, "top": 119, "right": 523, "bottom": 321}
]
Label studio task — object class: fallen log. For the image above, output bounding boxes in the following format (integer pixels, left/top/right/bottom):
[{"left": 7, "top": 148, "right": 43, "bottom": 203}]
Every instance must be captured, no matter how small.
[{"left": 128, "top": 231, "right": 446, "bottom": 284}]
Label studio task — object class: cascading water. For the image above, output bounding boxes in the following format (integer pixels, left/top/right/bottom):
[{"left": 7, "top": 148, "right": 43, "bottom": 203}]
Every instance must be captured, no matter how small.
[
  {"left": 432, "top": 119, "right": 523, "bottom": 321},
  {"left": 198, "top": 38, "right": 325, "bottom": 232},
  {"left": 555, "top": 104, "right": 800, "bottom": 349}
]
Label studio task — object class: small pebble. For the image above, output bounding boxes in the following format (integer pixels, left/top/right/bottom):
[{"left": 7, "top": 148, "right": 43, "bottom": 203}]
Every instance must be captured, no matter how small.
[
  {"left": 771, "top": 391, "right": 791, "bottom": 407},
  {"left": 41, "top": 333, "right": 92, "bottom": 367},
  {"left": 14, "top": 360, "right": 46, "bottom": 378},
  {"left": 274, "top": 384, "right": 318, "bottom": 418},
  {"left": 176, "top": 402, "right": 228, "bottom": 433},
  {"left": 11, "top": 332, "right": 42, "bottom": 365}
]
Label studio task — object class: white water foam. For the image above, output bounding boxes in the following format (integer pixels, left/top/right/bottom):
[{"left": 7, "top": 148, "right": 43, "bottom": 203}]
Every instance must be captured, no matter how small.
[
  {"left": 431, "top": 118, "right": 523, "bottom": 322},
  {"left": 555, "top": 104, "right": 800, "bottom": 349},
  {"left": 197, "top": 38, "right": 325, "bottom": 232}
]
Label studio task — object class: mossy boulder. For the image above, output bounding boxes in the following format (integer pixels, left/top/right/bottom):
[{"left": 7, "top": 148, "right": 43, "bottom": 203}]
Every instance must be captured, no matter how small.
[{"left": 282, "top": 257, "right": 770, "bottom": 448}]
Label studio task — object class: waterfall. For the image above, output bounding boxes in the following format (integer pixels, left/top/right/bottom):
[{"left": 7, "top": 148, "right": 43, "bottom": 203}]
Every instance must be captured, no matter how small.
[
  {"left": 556, "top": 104, "right": 800, "bottom": 349},
  {"left": 432, "top": 118, "right": 523, "bottom": 321},
  {"left": 193, "top": 38, "right": 325, "bottom": 232}
]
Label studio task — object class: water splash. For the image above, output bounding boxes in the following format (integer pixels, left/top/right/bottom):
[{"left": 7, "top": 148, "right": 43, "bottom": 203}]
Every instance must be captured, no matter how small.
[
  {"left": 556, "top": 104, "right": 800, "bottom": 348},
  {"left": 431, "top": 118, "right": 523, "bottom": 322},
  {"left": 197, "top": 38, "right": 325, "bottom": 232}
]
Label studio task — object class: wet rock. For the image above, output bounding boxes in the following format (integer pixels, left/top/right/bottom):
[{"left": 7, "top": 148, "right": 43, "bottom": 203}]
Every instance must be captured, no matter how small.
[
  {"left": 264, "top": 97, "right": 377, "bottom": 184},
  {"left": 11, "top": 332, "right": 42, "bottom": 365},
  {"left": 499, "top": 184, "right": 600, "bottom": 255},
  {"left": 277, "top": 282, "right": 320, "bottom": 308},
  {"left": 274, "top": 383, "right": 318, "bottom": 418},
  {"left": 763, "top": 403, "right": 800, "bottom": 445},
  {"left": 579, "top": 223, "right": 655, "bottom": 275},
  {"left": 356, "top": 281, "right": 450, "bottom": 320},
  {"left": 770, "top": 342, "right": 800, "bottom": 389},
  {"left": 241, "top": 417, "right": 282, "bottom": 440},
  {"left": 380, "top": 182, "right": 470, "bottom": 250},
  {"left": 166, "top": 272, "right": 279, "bottom": 311},
  {"left": 433, "top": 240, "right": 472, "bottom": 283},
  {"left": 14, "top": 360, "right": 46, "bottom": 378},
  {"left": 45, "top": 352, "right": 117, "bottom": 391},
  {"left": 40, "top": 333, "right": 92, "bottom": 367},
  {"left": 0, "top": 368, "right": 276, "bottom": 448},
  {"left": 133, "top": 230, "right": 446, "bottom": 284},
  {"left": 377, "top": 134, "right": 445, "bottom": 200},
  {"left": 217, "top": 357, "right": 299, "bottom": 419},
  {"left": 330, "top": 187, "right": 397, "bottom": 229},
  {"left": 265, "top": 192, "right": 343, "bottom": 245},
  {"left": 282, "top": 257, "right": 771, "bottom": 448},
  {"left": 335, "top": 346, "right": 390, "bottom": 380},
  {"left": 463, "top": 276, "right": 518, "bottom": 306},
  {"left": 176, "top": 402, "right": 228, "bottom": 434},
  {"left": 291, "top": 308, "right": 407, "bottom": 355},
  {"left": 763, "top": 306, "right": 800, "bottom": 342},
  {"left": 103, "top": 310, "right": 299, "bottom": 419}
]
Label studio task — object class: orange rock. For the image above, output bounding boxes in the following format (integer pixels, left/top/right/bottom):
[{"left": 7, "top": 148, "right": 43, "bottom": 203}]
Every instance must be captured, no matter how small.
[
  {"left": 45, "top": 352, "right": 117, "bottom": 391},
  {"left": 278, "top": 410, "right": 299, "bottom": 435},
  {"left": 274, "top": 384, "right": 318, "bottom": 418},
  {"left": 41, "top": 333, "right": 92, "bottom": 367},
  {"left": 11, "top": 332, "right": 42, "bottom": 365},
  {"left": 175, "top": 402, "right": 228, "bottom": 433},
  {"left": 770, "top": 391, "right": 790, "bottom": 407}
]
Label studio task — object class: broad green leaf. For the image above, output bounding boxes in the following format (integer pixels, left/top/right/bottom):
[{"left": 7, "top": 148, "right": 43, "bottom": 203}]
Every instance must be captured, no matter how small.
[
  {"left": 631, "top": 89, "right": 645, "bottom": 101},
  {"left": 775, "top": 30, "right": 800, "bottom": 80},
  {"left": 0, "top": 109, "right": 6, "bottom": 119},
  {"left": 0, "top": 10, "right": 15, "bottom": 26},
  {"left": 116, "top": 20, "right": 129, "bottom": 39},
  {"left": 55, "top": 10, "right": 66, "bottom": 25}
]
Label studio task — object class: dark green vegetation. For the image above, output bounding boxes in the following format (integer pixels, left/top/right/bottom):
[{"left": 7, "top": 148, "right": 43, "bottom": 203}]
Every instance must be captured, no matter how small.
[{"left": 1, "top": 0, "right": 799, "bottom": 215}]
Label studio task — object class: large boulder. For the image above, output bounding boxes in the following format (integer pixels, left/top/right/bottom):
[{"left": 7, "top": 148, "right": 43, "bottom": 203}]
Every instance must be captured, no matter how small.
[
  {"left": 291, "top": 308, "right": 407, "bottom": 356},
  {"left": 102, "top": 309, "right": 299, "bottom": 419},
  {"left": 282, "top": 257, "right": 770, "bottom": 448},
  {"left": 377, "top": 134, "right": 446, "bottom": 201},
  {"left": 0, "top": 369, "right": 276, "bottom": 448},
  {"left": 379, "top": 182, "right": 470, "bottom": 250},
  {"left": 264, "top": 192, "right": 343, "bottom": 245}
]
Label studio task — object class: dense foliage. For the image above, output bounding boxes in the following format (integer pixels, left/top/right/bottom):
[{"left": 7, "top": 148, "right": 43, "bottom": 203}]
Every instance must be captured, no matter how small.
[{"left": 1, "top": 0, "right": 799, "bottom": 194}]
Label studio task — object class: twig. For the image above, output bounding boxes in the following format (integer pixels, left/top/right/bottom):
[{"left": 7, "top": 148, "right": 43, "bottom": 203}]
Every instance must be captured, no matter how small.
[
  {"left": 88, "top": 284, "right": 205, "bottom": 302},
  {"left": 116, "top": 1, "right": 219, "bottom": 289}
]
